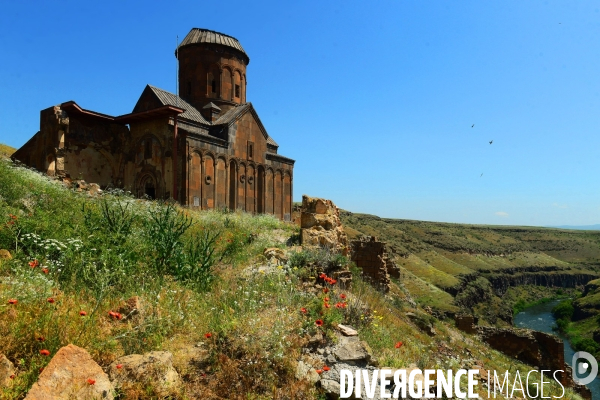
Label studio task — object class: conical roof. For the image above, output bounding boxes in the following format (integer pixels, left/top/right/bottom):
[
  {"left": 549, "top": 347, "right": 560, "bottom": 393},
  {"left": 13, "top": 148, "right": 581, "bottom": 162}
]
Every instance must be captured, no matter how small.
[{"left": 178, "top": 28, "right": 249, "bottom": 63}]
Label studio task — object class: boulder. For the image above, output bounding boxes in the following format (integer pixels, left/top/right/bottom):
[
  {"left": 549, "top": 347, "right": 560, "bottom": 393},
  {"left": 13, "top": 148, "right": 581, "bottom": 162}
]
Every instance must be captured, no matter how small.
[
  {"left": 295, "top": 360, "right": 320, "bottom": 384},
  {"left": 24, "top": 344, "right": 113, "bottom": 400},
  {"left": 0, "top": 353, "right": 15, "bottom": 388},
  {"left": 109, "top": 351, "right": 181, "bottom": 398},
  {"left": 117, "top": 296, "right": 143, "bottom": 321},
  {"left": 264, "top": 247, "right": 288, "bottom": 263},
  {"left": 335, "top": 324, "right": 358, "bottom": 337}
]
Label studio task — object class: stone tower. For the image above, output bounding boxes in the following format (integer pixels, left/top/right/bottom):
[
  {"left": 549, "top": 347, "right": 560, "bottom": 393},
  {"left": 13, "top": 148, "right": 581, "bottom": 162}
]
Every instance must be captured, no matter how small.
[{"left": 177, "top": 28, "right": 249, "bottom": 115}]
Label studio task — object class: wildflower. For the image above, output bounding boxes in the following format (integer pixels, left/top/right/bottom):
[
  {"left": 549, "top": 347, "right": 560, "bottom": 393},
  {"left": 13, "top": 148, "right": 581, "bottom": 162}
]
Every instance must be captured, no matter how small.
[
  {"left": 335, "top": 303, "right": 343, "bottom": 309},
  {"left": 315, "top": 319, "right": 323, "bottom": 327},
  {"left": 116, "top": 364, "right": 123, "bottom": 369},
  {"left": 340, "top": 294, "right": 346, "bottom": 299},
  {"left": 324, "top": 303, "right": 331, "bottom": 309},
  {"left": 323, "top": 366, "right": 330, "bottom": 371},
  {"left": 9, "top": 214, "right": 17, "bottom": 220},
  {"left": 108, "top": 311, "right": 122, "bottom": 320},
  {"left": 8, "top": 299, "right": 17, "bottom": 305},
  {"left": 323, "top": 288, "right": 329, "bottom": 294},
  {"left": 330, "top": 279, "right": 337, "bottom": 285},
  {"left": 37, "top": 336, "right": 45, "bottom": 342},
  {"left": 29, "top": 259, "right": 39, "bottom": 268},
  {"left": 204, "top": 332, "right": 212, "bottom": 339},
  {"left": 40, "top": 349, "right": 50, "bottom": 356},
  {"left": 79, "top": 310, "right": 87, "bottom": 316},
  {"left": 87, "top": 378, "right": 96, "bottom": 385},
  {"left": 319, "top": 273, "right": 327, "bottom": 279},
  {"left": 324, "top": 297, "right": 329, "bottom": 302},
  {"left": 277, "top": 265, "right": 283, "bottom": 270},
  {"left": 47, "top": 297, "right": 55, "bottom": 303},
  {"left": 9, "top": 374, "right": 15, "bottom": 379},
  {"left": 41, "top": 268, "right": 49, "bottom": 274},
  {"left": 342, "top": 302, "right": 348, "bottom": 308},
  {"left": 300, "top": 307, "right": 307, "bottom": 314},
  {"left": 395, "top": 341, "right": 403, "bottom": 349},
  {"left": 316, "top": 369, "right": 323, "bottom": 374},
  {"left": 39, "top": 367, "right": 44, "bottom": 373}
]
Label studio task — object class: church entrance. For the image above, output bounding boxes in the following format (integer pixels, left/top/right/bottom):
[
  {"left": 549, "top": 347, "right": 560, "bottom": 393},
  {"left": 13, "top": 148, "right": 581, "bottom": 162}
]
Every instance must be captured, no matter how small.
[{"left": 139, "top": 174, "right": 157, "bottom": 199}]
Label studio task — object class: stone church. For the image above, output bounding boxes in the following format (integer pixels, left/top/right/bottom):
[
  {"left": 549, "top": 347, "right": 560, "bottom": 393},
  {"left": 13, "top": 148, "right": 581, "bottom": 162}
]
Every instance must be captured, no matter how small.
[{"left": 13, "top": 28, "right": 295, "bottom": 220}]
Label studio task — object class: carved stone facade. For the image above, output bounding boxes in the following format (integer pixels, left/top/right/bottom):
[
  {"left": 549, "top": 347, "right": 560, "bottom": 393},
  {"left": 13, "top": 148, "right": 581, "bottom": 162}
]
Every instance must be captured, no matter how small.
[{"left": 12, "top": 28, "right": 294, "bottom": 220}]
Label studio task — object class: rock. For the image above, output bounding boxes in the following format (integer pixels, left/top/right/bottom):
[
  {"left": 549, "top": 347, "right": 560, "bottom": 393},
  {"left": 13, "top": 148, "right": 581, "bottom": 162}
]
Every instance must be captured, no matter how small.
[
  {"left": 334, "top": 337, "right": 373, "bottom": 365},
  {"left": 264, "top": 247, "right": 287, "bottom": 263},
  {"left": 24, "top": 344, "right": 113, "bottom": 400},
  {"left": 295, "top": 360, "right": 320, "bottom": 384},
  {"left": 320, "top": 379, "right": 341, "bottom": 399},
  {"left": 0, "top": 249, "right": 12, "bottom": 260},
  {"left": 336, "top": 324, "right": 358, "bottom": 336},
  {"left": 0, "top": 353, "right": 15, "bottom": 388},
  {"left": 109, "top": 351, "right": 181, "bottom": 398}
]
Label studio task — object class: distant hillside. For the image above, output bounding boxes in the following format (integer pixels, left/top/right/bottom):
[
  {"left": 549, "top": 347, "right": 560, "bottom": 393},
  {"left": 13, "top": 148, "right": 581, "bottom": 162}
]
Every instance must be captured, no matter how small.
[
  {"left": 0, "top": 143, "right": 16, "bottom": 158},
  {"left": 341, "top": 211, "right": 600, "bottom": 325},
  {"left": 551, "top": 224, "right": 600, "bottom": 231}
]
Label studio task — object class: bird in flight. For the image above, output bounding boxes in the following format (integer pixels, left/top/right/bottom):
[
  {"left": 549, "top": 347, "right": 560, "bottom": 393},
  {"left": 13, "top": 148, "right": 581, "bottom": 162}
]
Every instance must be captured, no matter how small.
[
  {"left": 471, "top": 124, "right": 475, "bottom": 128},
  {"left": 480, "top": 173, "right": 483, "bottom": 177},
  {"left": 489, "top": 140, "right": 493, "bottom": 144}
]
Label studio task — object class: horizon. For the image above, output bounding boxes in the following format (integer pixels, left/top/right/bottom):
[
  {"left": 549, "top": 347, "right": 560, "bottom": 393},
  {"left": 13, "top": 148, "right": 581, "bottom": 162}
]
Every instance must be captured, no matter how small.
[{"left": 1, "top": 1, "right": 598, "bottom": 227}]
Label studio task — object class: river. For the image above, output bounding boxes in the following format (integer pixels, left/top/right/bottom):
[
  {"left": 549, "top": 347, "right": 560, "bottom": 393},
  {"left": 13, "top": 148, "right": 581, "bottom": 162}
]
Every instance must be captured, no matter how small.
[{"left": 514, "top": 299, "right": 600, "bottom": 399}]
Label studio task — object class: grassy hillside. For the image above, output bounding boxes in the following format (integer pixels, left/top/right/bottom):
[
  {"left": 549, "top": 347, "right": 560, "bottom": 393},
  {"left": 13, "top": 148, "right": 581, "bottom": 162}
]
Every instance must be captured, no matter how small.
[
  {"left": 0, "top": 158, "right": 584, "bottom": 399},
  {"left": 0, "top": 143, "right": 16, "bottom": 158},
  {"left": 341, "top": 212, "right": 600, "bottom": 324}
]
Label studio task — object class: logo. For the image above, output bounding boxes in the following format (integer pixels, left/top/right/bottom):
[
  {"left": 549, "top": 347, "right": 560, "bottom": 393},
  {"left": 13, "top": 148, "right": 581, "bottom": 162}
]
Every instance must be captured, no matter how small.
[{"left": 572, "top": 351, "right": 598, "bottom": 385}]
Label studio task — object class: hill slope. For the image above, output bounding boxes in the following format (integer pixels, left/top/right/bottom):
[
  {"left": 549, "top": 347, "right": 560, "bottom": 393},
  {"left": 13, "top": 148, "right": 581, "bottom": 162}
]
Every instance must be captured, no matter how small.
[{"left": 341, "top": 212, "right": 600, "bottom": 324}]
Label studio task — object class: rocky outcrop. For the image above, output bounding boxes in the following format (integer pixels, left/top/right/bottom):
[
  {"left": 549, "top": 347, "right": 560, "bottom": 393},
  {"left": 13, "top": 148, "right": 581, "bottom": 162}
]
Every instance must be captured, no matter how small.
[
  {"left": 484, "top": 271, "right": 598, "bottom": 296},
  {"left": 25, "top": 344, "right": 113, "bottom": 400},
  {"left": 477, "top": 327, "right": 572, "bottom": 387},
  {"left": 300, "top": 195, "right": 348, "bottom": 255},
  {"left": 108, "top": 351, "right": 181, "bottom": 398},
  {"left": 0, "top": 249, "right": 12, "bottom": 260},
  {"left": 454, "top": 314, "right": 477, "bottom": 334},
  {"left": 350, "top": 236, "right": 400, "bottom": 292}
]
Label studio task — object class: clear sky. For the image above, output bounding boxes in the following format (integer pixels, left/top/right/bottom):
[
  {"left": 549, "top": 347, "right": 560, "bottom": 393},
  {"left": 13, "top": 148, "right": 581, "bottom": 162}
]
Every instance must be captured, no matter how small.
[{"left": 1, "top": 1, "right": 599, "bottom": 226}]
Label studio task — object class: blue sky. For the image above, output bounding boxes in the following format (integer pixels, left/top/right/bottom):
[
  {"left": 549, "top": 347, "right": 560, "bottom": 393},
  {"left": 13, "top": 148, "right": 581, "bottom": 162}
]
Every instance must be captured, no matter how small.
[{"left": 1, "top": 1, "right": 599, "bottom": 226}]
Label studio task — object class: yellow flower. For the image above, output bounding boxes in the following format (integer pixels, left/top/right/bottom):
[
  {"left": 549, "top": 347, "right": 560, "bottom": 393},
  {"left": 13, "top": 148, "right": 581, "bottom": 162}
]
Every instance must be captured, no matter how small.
[
  {"left": 277, "top": 265, "right": 283, "bottom": 270},
  {"left": 260, "top": 270, "right": 265, "bottom": 274},
  {"left": 373, "top": 323, "right": 378, "bottom": 327},
  {"left": 373, "top": 310, "right": 377, "bottom": 313}
]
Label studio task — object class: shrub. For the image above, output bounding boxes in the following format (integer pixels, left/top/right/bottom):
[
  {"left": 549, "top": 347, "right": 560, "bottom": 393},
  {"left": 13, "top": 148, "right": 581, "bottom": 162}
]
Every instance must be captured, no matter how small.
[{"left": 552, "top": 300, "right": 574, "bottom": 320}]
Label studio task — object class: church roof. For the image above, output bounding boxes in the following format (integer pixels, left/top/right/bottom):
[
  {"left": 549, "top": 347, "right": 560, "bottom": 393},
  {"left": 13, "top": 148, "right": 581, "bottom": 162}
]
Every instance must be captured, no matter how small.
[
  {"left": 179, "top": 28, "right": 249, "bottom": 63},
  {"left": 146, "top": 85, "right": 209, "bottom": 124}
]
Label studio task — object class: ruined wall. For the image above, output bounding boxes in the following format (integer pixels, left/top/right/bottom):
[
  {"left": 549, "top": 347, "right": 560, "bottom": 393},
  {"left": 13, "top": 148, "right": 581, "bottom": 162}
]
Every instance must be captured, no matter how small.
[
  {"left": 300, "top": 195, "right": 348, "bottom": 255},
  {"left": 454, "top": 314, "right": 477, "bottom": 334},
  {"left": 349, "top": 236, "right": 400, "bottom": 292}
]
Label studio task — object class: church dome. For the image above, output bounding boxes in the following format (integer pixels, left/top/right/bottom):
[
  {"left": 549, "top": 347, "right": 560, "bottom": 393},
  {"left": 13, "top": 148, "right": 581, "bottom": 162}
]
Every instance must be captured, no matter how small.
[{"left": 178, "top": 28, "right": 249, "bottom": 64}]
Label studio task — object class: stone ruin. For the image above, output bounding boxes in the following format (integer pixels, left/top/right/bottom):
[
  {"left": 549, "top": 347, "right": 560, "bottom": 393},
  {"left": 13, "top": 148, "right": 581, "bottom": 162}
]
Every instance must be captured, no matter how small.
[
  {"left": 300, "top": 195, "right": 348, "bottom": 255},
  {"left": 350, "top": 236, "right": 400, "bottom": 292}
]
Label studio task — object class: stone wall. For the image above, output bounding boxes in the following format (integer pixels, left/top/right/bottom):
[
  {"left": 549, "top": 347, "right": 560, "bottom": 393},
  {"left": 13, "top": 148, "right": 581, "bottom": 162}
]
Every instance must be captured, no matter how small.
[
  {"left": 454, "top": 314, "right": 477, "bottom": 334},
  {"left": 349, "top": 236, "right": 400, "bottom": 292},
  {"left": 300, "top": 195, "right": 348, "bottom": 255}
]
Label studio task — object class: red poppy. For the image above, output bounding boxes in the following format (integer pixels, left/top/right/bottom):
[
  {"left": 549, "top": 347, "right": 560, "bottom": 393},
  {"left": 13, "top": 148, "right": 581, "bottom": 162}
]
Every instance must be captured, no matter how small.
[
  {"left": 47, "top": 297, "right": 55, "bottom": 303},
  {"left": 323, "top": 288, "right": 329, "bottom": 294},
  {"left": 204, "top": 332, "right": 212, "bottom": 339},
  {"left": 323, "top": 366, "right": 330, "bottom": 371},
  {"left": 340, "top": 294, "right": 346, "bottom": 299},
  {"left": 319, "top": 273, "right": 327, "bottom": 279},
  {"left": 29, "top": 259, "right": 39, "bottom": 268},
  {"left": 37, "top": 336, "right": 45, "bottom": 342},
  {"left": 79, "top": 310, "right": 87, "bottom": 316},
  {"left": 39, "top": 367, "right": 44, "bottom": 373},
  {"left": 342, "top": 302, "right": 348, "bottom": 308},
  {"left": 40, "top": 349, "right": 50, "bottom": 356},
  {"left": 395, "top": 341, "right": 403, "bottom": 349},
  {"left": 116, "top": 364, "right": 123, "bottom": 369},
  {"left": 6, "top": 221, "right": 14, "bottom": 226},
  {"left": 300, "top": 307, "right": 307, "bottom": 314},
  {"left": 330, "top": 279, "right": 337, "bottom": 285},
  {"left": 324, "top": 297, "right": 329, "bottom": 302},
  {"left": 108, "top": 311, "right": 122, "bottom": 320},
  {"left": 8, "top": 299, "right": 17, "bottom": 305},
  {"left": 87, "top": 378, "right": 96, "bottom": 385},
  {"left": 335, "top": 303, "right": 343, "bottom": 309},
  {"left": 41, "top": 268, "right": 49, "bottom": 274},
  {"left": 316, "top": 369, "right": 323, "bottom": 374},
  {"left": 315, "top": 319, "right": 323, "bottom": 326},
  {"left": 324, "top": 303, "right": 330, "bottom": 309},
  {"left": 9, "top": 214, "right": 17, "bottom": 220},
  {"left": 9, "top": 374, "right": 15, "bottom": 379}
]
